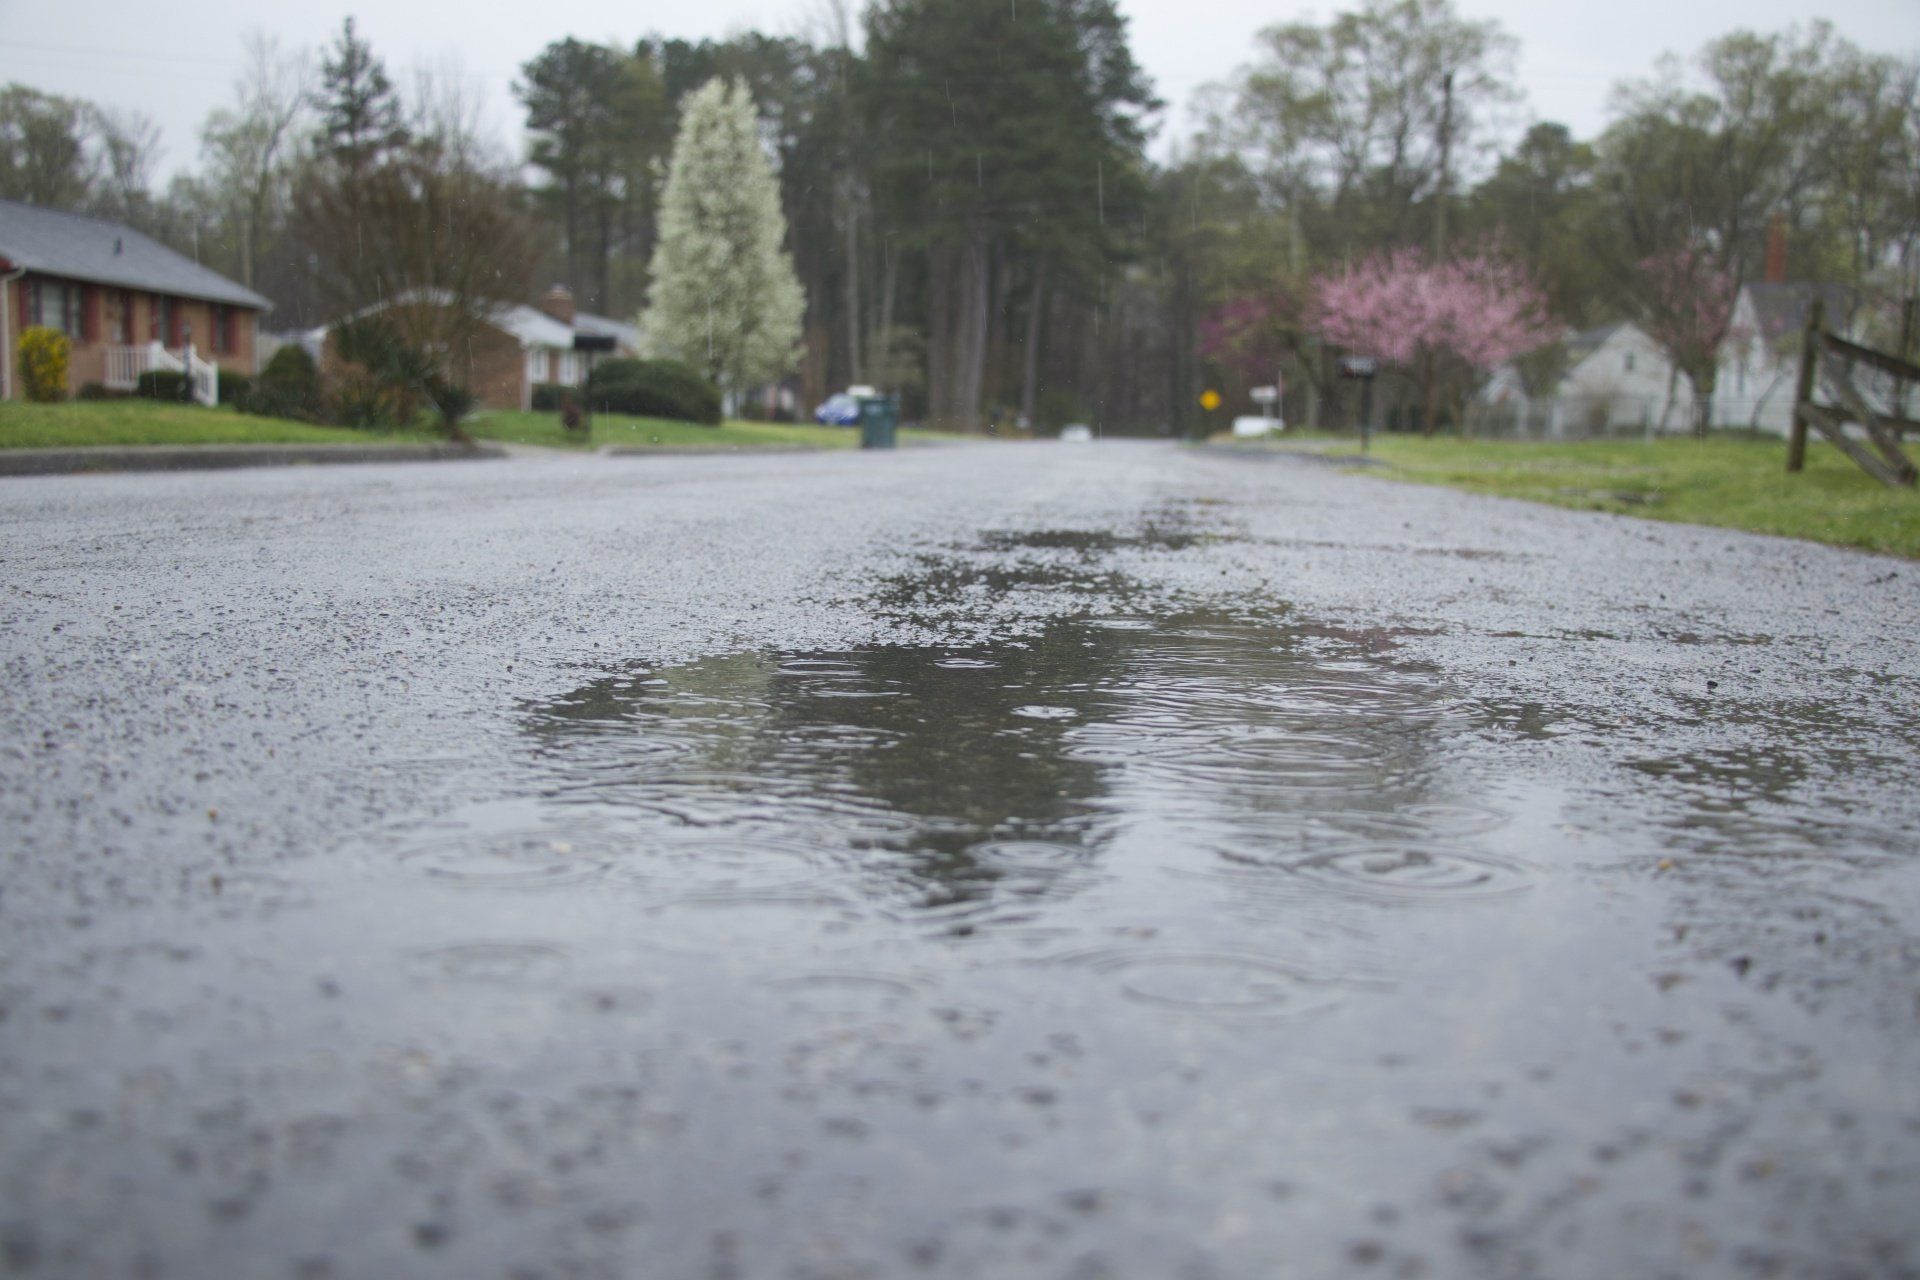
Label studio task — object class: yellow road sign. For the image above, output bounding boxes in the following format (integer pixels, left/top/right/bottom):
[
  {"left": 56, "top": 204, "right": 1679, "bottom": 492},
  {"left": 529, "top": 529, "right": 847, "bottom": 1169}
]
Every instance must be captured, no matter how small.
[{"left": 1199, "top": 389, "right": 1222, "bottom": 411}]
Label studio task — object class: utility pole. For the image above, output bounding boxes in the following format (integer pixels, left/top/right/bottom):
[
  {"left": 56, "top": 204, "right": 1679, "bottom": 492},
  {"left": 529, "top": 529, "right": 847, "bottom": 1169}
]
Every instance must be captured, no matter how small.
[{"left": 1432, "top": 71, "right": 1454, "bottom": 259}]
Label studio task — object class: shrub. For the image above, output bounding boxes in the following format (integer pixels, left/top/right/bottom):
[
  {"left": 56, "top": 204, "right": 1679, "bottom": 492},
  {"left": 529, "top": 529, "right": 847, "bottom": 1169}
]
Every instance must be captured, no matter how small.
[
  {"left": 331, "top": 317, "right": 437, "bottom": 426},
  {"left": 329, "top": 370, "right": 399, "bottom": 429},
  {"left": 530, "top": 382, "right": 568, "bottom": 412},
  {"left": 16, "top": 326, "right": 70, "bottom": 402},
  {"left": 584, "top": 358, "right": 721, "bottom": 425},
  {"left": 249, "top": 345, "right": 321, "bottom": 421},
  {"left": 135, "top": 369, "right": 189, "bottom": 401},
  {"left": 217, "top": 373, "right": 253, "bottom": 407},
  {"left": 429, "top": 381, "right": 477, "bottom": 435}
]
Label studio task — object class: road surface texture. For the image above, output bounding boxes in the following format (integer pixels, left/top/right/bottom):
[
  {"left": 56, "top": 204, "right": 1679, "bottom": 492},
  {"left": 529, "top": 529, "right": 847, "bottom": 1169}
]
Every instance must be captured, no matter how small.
[{"left": 2, "top": 442, "right": 1916, "bottom": 1280}]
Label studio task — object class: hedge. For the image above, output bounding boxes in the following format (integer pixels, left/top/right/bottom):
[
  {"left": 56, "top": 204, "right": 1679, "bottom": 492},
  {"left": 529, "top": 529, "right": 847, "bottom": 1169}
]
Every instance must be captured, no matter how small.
[
  {"left": 218, "top": 373, "right": 253, "bottom": 407},
  {"left": 135, "top": 369, "right": 189, "bottom": 401},
  {"left": 248, "top": 345, "right": 322, "bottom": 421},
  {"left": 583, "top": 358, "right": 722, "bottom": 425}
]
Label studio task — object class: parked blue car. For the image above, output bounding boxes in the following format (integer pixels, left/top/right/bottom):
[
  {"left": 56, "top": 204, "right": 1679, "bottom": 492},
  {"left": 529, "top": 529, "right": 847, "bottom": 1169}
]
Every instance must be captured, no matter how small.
[{"left": 814, "top": 393, "right": 861, "bottom": 426}]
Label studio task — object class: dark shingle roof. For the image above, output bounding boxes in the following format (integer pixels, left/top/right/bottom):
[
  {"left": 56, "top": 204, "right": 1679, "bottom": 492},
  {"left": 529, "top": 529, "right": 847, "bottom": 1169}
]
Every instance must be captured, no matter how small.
[
  {"left": 1566, "top": 322, "right": 1624, "bottom": 358},
  {"left": 572, "top": 311, "right": 638, "bottom": 349},
  {"left": 0, "top": 198, "right": 270, "bottom": 311}
]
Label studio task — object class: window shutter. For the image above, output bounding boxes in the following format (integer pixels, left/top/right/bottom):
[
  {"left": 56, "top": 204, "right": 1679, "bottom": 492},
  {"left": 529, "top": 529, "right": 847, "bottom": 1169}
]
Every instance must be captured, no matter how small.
[{"left": 80, "top": 286, "right": 97, "bottom": 343}]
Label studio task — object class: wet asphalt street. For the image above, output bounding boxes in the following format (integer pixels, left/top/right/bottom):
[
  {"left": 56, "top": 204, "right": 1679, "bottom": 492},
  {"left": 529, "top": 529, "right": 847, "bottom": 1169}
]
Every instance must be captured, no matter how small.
[{"left": 2, "top": 440, "right": 1918, "bottom": 1280}]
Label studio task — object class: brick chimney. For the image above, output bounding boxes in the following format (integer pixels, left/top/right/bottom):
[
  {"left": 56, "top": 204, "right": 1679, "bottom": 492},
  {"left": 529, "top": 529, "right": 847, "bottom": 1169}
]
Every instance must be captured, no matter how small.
[
  {"left": 1763, "top": 214, "right": 1788, "bottom": 285},
  {"left": 539, "top": 284, "right": 576, "bottom": 327}
]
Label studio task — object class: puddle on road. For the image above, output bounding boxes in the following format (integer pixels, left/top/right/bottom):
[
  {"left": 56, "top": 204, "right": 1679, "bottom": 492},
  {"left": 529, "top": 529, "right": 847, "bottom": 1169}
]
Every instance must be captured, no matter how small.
[
  {"left": 325, "top": 535, "right": 1914, "bottom": 1038},
  {"left": 373, "top": 596, "right": 1545, "bottom": 1017}
]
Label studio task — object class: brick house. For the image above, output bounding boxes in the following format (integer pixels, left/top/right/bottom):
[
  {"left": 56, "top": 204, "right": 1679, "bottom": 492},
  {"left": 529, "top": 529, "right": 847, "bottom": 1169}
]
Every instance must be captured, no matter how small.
[
  {"left": 0, "top": 197, "right": 271, "bottom": 402},
  {"left": 307, "top": 286, "right": 639, "bottom": 412}
]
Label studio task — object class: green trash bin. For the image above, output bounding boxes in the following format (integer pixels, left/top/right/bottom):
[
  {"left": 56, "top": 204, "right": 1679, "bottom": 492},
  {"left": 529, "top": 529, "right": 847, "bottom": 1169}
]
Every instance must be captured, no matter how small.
[{"left": 857, "top": 395, "right": 899, "bottom": 450}]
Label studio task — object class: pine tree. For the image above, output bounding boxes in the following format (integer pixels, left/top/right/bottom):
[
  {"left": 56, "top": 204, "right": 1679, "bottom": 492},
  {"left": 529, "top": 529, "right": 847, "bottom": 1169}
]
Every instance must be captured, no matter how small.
[
  {"left": 314, "top": 17, "right": 408, "bottom": 178},
  {"left": 641, "top": 78, "right": 805, "bottom": 400}
]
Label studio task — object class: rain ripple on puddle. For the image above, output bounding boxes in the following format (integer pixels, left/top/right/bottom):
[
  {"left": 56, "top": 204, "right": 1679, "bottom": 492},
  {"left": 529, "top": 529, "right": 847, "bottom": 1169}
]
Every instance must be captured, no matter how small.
[{"left": 358, "top": 607, "right": 1541, "bottom": 1020}]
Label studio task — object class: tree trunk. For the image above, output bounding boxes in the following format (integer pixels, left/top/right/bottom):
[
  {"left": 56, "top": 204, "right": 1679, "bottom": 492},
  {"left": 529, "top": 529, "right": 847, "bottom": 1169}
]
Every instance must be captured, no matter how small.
[
  {"left": 955, "top": 234, "right": 990, "bottom": 430},
  {"left": 843, "top": 190, "right": 862, "bottom": 384},
  {"left": 563, "top": 175, "right": 579, "bottom": 301},
  {"left": 1021, "top": 257, "right": 1047, "bottom": 429},
  {"left": 985, "top": 245, "right": 1013, "bottom": 423},
  {"left": 1690, "top": 368, "right": 1714, "bottom": 438},
  {"left": 596, "top": 201, "right": 612, "bottom": 313},
  {"left": 927, "top": 244, "right": 952, "bottom": 427},
  {"left": 1420, "top": 354, "right": 1437, "bottom": 438},
  {"left": 873, "top": 237, "right": 898, "bottom": 394}
]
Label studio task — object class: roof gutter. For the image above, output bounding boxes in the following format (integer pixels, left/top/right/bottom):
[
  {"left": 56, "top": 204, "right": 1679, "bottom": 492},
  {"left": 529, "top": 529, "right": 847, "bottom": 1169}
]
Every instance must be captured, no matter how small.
[{"left": 1, "top": 262, "right": 25, "bottom": 403}]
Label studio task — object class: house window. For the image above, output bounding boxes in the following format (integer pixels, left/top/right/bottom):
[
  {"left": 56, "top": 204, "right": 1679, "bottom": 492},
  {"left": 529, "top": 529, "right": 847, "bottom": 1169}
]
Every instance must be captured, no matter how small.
[
  {"left": 30, "top": 281, "right": 79, "bottom": 338},
  {"left": 113, "top": 291, "right": 134, "bottom": 345},
  {"left": 1624, "top": 352, "right": 1636, "bottom": 373},
  {"left": 212, "top": 305, "right": 236, "bottom": 355}
]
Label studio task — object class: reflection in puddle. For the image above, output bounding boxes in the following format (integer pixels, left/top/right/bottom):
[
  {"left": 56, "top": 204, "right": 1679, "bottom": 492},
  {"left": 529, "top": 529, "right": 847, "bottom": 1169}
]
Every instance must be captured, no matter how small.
[{"left": 476, "top": 608, "right": 1530, "bottom": 1011}]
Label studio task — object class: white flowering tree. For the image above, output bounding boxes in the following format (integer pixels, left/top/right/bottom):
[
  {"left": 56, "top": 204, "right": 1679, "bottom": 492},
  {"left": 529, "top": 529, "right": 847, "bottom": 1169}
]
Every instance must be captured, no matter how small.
[{"left": 639, "top": 78, "right": 804, "bottom": 407}]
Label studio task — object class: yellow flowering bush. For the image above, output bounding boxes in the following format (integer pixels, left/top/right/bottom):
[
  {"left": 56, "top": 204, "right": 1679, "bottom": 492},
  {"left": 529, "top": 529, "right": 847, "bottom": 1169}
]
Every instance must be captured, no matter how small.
[{"left": 17, "top": 325, "right": 70, "bottom": 403}]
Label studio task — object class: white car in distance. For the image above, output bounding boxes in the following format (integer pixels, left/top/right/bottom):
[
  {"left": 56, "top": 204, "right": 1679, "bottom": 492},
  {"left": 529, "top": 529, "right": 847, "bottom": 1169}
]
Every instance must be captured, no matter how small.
[{"left": 1060, "top": 424, "right": 1094, "bottom": 443}]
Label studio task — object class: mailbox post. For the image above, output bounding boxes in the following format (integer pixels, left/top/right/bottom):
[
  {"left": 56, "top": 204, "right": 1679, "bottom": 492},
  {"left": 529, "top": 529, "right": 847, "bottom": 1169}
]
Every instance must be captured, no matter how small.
[
  {"left": 1338, "top": 356, "right": 1378, "bottom": 452},
  {"left": 572, "top": 332, "right": 618, "bottom": 433}
]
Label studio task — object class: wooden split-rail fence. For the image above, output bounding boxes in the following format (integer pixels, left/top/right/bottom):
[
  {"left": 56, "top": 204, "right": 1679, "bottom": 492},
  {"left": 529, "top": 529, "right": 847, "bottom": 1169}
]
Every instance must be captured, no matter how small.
[{"left": 1788, "top": 300, "right": 1918, "bottom": 487}]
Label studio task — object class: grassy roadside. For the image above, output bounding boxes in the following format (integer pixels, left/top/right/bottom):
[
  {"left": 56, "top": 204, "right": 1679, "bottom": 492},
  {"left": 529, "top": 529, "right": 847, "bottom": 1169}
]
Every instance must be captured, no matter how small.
[
  {"left": 1219, "top": 433, "right": 1920, "bottom": 558},
  {"left": 0, "top": 401, "right": 438, "bottom": 449},
  {"left": 0, "top": 401, "right": 967, "bottom": 454},
  {"left": 466, "top": 410, "right": 963, "bottom": 451}
]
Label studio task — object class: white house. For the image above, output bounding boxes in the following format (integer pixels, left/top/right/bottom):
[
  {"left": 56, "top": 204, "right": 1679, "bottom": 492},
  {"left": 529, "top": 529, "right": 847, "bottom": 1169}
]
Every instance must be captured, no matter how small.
[
  {"left": 1478, "top": 282, "right": 1861, "bottom": 438},
  {"left": 1477, "top": 322, "right": 1680, "bottom": 436},
  {"left": 1717, "top": 283, "right": 1857, "bottom": 433}
]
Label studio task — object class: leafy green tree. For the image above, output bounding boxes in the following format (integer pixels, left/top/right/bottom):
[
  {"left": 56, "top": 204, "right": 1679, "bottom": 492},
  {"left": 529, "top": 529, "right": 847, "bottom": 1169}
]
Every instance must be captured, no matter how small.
[
  {"left": 1595, "top": 24, "right": 1854, "bottom": 287},
  {"left": 1819, "top": 47, "right": 1920, "bottom": 298},
  {"left": 0, "top": 85, "right": 94, "bottom": 209},
  {"left": 0, "top": 85, "right": 161, "bottom": 225},
  {"left": 1463, "top": 123, "right": 1608, "bottom": 324},
  {"left": 640, "top": 78, "right": 805, "bottom": 401},
  {"left": 1214, "top": 0, "right": 1516, "bottom": 258}
]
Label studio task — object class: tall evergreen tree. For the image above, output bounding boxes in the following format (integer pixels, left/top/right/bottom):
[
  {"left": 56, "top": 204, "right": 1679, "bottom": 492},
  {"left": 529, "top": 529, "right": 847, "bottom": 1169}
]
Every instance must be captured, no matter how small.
[
  {"left": 314, "top": 17, "right": 408, "bottom": 178},
  {"left": 861, "top": 0, "right": 1156, "bottom": 427},
  {"left": 641, "top": 78, "right": 806, "bottom": 400},
  {"left": 516, "top": 40, "right": 667, "bottom": 312}
]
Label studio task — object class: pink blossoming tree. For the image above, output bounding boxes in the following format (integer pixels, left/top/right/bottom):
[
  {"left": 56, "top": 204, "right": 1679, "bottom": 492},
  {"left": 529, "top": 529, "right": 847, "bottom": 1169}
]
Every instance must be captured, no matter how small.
[
  {"left": 1311, "top": 249, "right": 1549, "bottom": 435},
  {"left": 1631, "top": 246, "right": 1740, "bottom": 437}
]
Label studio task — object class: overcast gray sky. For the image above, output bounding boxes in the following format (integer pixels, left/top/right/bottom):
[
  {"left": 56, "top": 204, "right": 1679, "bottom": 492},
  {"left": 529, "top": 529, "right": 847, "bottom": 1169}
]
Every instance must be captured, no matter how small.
[{"left": 2, "top": 0, "right": 1914, "bottom": 180}]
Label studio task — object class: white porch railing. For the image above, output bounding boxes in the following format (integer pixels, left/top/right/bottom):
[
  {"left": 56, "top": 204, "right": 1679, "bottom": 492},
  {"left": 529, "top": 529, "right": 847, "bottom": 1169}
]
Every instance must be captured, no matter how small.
[{"left": 104, "top": 341, "right": 219, "bottom": 406}]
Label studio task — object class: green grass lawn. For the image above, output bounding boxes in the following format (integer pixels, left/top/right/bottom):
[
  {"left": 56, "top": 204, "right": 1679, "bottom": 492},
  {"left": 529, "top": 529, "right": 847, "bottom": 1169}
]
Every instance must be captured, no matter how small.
[
  {"left": 0, "top": 400, "right": 438, "bottom": 449},
  {"left": 0, "top": 400, "right": 968, "bottom": 454},
  {"left": 467, "top": 410, "right": 963, "bottom": 451},
  {"left": 1221, "top": 432, "right": 1920, "bottom": 558}
]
